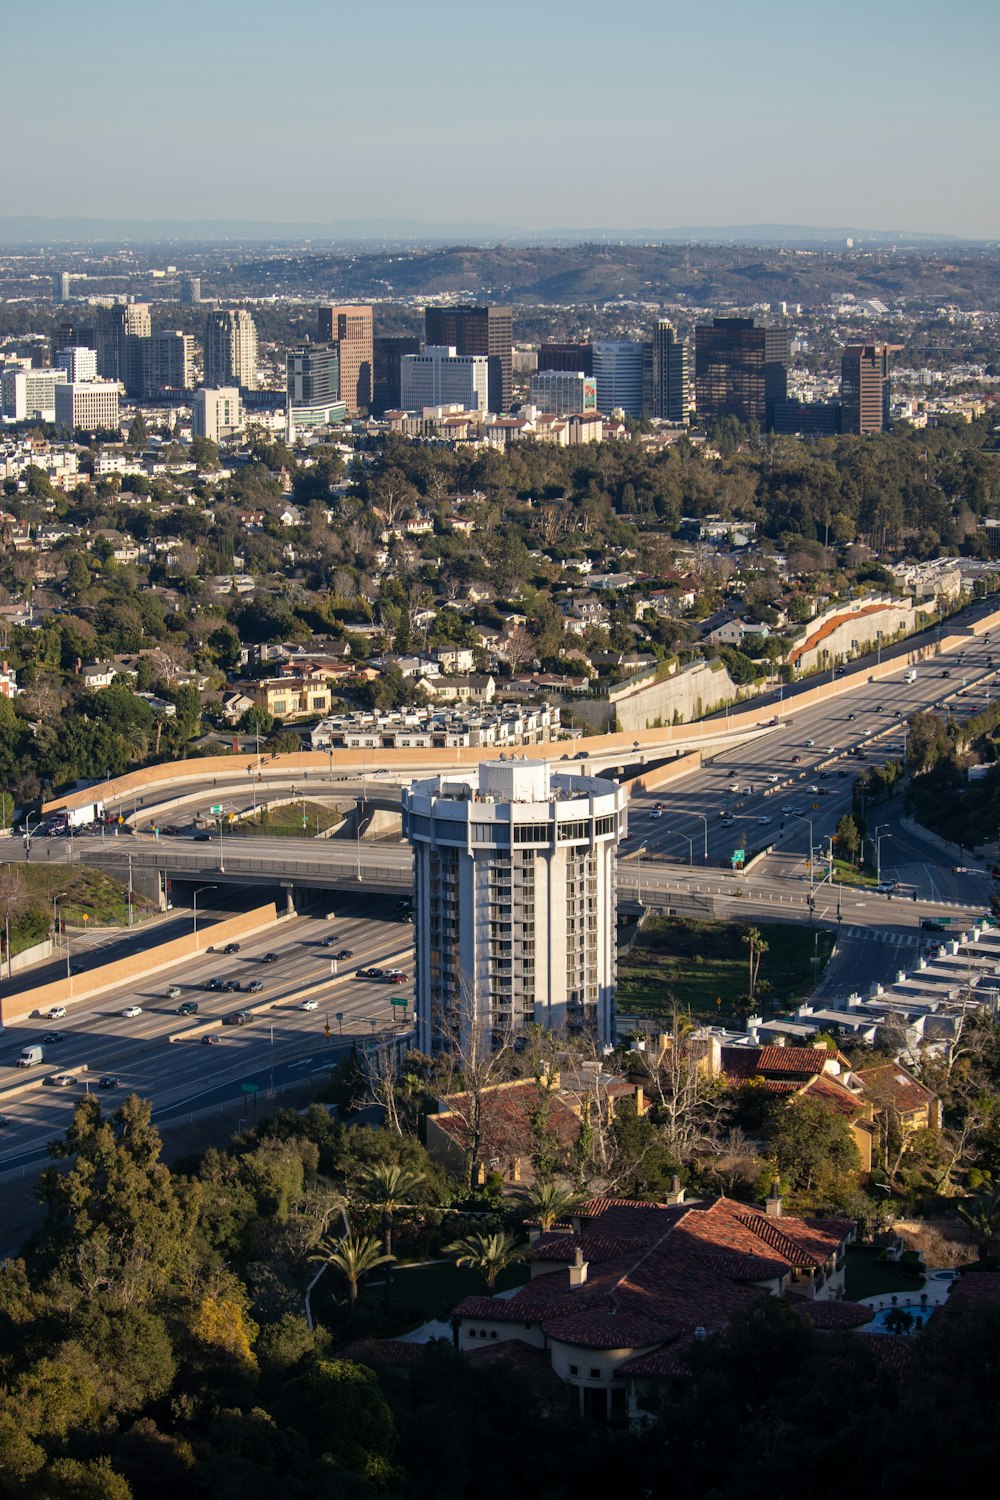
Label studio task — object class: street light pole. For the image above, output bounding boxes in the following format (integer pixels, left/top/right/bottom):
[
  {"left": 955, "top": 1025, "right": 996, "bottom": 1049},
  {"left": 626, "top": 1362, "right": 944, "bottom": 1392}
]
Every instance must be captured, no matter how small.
[
  {"left": 192, "top": 884, "right": 217, "bottom": 948},
  {"left": 678, "top": 833, "right": 694, "bottom": 866},
  {"left": 875, "top": 823, "right": 891, "bottom": 886},
  {"left": 793, "top": 814, "right": 815, "bottom": 895},
  {"left": 693, "top": 812, "right": 709, "bottom": 860}
]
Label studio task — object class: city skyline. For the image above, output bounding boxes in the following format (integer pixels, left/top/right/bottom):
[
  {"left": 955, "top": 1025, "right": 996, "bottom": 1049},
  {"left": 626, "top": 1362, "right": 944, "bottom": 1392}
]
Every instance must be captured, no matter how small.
[{"left": 6, "top": 0, "right": 998, "bottom": 241}]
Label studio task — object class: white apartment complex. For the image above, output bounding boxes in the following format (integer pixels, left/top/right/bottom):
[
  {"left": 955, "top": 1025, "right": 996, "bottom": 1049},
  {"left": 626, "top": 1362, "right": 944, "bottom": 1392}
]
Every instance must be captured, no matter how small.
[
  {"left": 55, "top": 347, "right": 98, "bottom": 383},
  {"left": 54, "top": 380, "right": 120, "bottom": 430},
  {"left": 400, "top": 346, "right": 490, "bottom": 412},
  {"left": 192, "top": 387, "right": 243, "bottom": 443},
  {"left": 402, "top": 759, "right": 626, "bottom": 1052},
  {"left": 1, "top": 368, "right": 65, "bottom": 422}
]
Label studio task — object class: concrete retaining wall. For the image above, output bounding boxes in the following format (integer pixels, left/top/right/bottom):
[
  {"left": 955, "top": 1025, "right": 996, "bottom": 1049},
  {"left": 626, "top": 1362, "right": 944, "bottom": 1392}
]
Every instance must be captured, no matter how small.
[
  {"left": 1, "top": 901, "right": 281, "bottom": 1026},
  {"left": 7, "top": 939, "right": 54, "bottom": 976},
  {"left": 608, "top": 659, "right": 744, "bottom": 731}
]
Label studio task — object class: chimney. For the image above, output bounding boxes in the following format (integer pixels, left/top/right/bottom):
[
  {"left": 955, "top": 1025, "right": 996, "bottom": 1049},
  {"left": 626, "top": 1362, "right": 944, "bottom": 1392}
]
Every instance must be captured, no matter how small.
[
  {"left": 568, "top": 1246, "right": 589, "bottom": 1287},
  {"left": 633, "top": 1083, "right": 644, "bottom": 1115},
  {"left": 775, "top": 1036, "right": 786, "bottom": 1048},
  {"left": 765, "top": 1179, "right": 783, "bottom": 1218},
  {"left": 666, "top": 1174, "right": 685, "bottom": 1205}
]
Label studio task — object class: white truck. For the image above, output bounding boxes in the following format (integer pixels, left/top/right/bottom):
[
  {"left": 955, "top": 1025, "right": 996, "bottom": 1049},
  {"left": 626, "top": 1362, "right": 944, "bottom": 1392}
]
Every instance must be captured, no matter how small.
[
  {"left": 16, "top": 1044, "right": 44, "bottom": 1068},
  {"left": 904, "top": 668, "right": 917, "bottom": 683}
]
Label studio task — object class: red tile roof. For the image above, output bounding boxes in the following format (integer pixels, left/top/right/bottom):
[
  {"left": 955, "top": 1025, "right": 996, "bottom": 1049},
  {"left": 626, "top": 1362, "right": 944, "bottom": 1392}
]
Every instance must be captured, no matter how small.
[
  {"left": 454, "top": 1196, "right": 853, "bottom": 1357},
  {"left": 854, "top": 1062, "right": 938, "bottom": 1116},
  {"left": 787, "top": 1297, "right": 874, "bottom": 1329},
  {"left": 721, "top": 1044, "right": 845, "bottom": 1081}
]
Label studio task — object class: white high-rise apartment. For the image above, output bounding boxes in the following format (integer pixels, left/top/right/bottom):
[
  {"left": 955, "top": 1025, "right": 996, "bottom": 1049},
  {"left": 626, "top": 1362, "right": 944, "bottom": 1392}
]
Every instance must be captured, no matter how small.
[
  {"left": 592, "top": 340, "right": 646, "bottom": 419},
  {"left": 56, "top": 347, "right": 98, "bottom": 382},
  {"left": 1, "top": 367, "right": 64, "bottom": 422},
  {"left": 55, "top": 380, "right": 120, "bottom": 430},
  {"left": 141, "top": 330, "right": 195, "bottom": 394},
  {"left": 400, "top": 346, "right": 490, "bottom": 412},
  {"left": 192, "top": 386, "right": 243, "bottom": 444},
  {"left": 203, "top": 309, "right": 258, "bottom": 390},
  {"left": 402, "top": 758, "right": 627, "bottom": 1052}
]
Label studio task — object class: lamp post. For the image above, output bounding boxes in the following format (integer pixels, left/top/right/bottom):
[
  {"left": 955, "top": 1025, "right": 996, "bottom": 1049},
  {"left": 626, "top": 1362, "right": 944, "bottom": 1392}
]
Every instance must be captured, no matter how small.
[
  {"left": 53, "top": 893, "right": 71, "bottom": 988},
  {"left": 192, "top": 884, "right": 217, "bottom": 947},
  {"left": 875, "top": 823, "right": 892, "bottom": 886},
  {"left": 693, "top": 812, "right": 709, "bottom": 860},
  {"left": 794, "top": 814, "right": 815, "bottom": 895},
  {"left": 636, "top": 840, "right": 647, "bottom": 905},
  {"left": 677, "top": 833, "right": 694, "bottom": 866}
]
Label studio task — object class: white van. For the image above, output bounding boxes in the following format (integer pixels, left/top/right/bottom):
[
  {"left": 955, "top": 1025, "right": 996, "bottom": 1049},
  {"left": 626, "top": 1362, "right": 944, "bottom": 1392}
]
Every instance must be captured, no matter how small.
[
  {"left": 904, "top": 668, "right": 917, "bottom": 683},
  {"left": 17, "top": 1045, "right": 44, "bottom": 1068}
]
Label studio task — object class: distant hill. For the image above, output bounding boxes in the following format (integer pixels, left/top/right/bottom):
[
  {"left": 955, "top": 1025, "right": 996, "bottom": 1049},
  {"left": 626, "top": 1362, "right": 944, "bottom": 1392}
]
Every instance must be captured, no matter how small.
[{"left": 0, "top": 214, "right": 983, "bottom": 249}]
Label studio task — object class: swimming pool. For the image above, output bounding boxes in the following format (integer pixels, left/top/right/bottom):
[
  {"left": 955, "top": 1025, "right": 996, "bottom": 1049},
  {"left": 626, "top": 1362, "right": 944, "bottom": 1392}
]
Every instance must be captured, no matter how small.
[{"left": 867, "top": 1302, "right": 936, "bottom": 1335}]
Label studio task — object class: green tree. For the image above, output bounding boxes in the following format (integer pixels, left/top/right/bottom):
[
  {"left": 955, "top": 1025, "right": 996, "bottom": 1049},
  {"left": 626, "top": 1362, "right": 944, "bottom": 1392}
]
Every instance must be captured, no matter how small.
[
  {"left": 309, "top": 1232, "right": 392, "bottom": 1309},
  {"left": 956, "top": 1186, "right": 1000, "bottom": 1262},
  {"left": 359, "top": 1160, "right": 426, "bottom": 1259},
  {"left": 742, "top": 926, "right": 769, "bottom": 1003},
  {"left": 766, "top": 1096, "right": 861, "bottom": 1198},
  {"left": 444, "top": 1230, "right": 523, "bottom": 1292},
  {"left": 514, "top": 1179, "right": 581, "bottom": 1233},
  {"left": 835, "top": 813, "right": 861, "bottom": 866}
]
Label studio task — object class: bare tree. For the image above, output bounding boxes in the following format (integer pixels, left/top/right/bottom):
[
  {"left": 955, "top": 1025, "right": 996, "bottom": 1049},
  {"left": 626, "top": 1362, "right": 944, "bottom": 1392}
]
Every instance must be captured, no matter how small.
[
  {"left": 354, "top": 1035, "right": 405, "bottom": 1135},
  {"left": 634, "top": 1006, "right": 725, "bottom": 1162},
  {"left": 431, "top": 977, "right": 517, "bottom": 1190}
]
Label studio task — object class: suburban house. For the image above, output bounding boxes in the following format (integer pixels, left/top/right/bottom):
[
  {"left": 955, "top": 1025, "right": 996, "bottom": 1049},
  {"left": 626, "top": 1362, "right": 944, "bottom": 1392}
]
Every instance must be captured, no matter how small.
[
  {"left": 426, "top": 1072, "right": 644, "bottom": 1187},
  {"left": 452, "top": 1189, "right": 857, "bottom": 1421},
  {"left": 239, "top": 675, "right": 332, "bottom": 721}
]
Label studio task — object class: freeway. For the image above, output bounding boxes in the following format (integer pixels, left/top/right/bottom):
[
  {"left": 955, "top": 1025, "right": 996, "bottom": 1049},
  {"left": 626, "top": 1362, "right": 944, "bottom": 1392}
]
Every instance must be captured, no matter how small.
[
  {"left": 623, "top": 627, "right": 1000, "bottom": 902},
  {"left": 0, "top": 893, "right": 414, "bottom": 1177}
]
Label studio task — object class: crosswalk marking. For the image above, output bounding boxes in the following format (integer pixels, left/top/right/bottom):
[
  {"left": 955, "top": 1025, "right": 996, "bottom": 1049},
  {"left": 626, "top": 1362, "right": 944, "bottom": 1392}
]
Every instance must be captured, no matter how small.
[{"left": 839, "top": 926, "right": 921, "bottom": 946}]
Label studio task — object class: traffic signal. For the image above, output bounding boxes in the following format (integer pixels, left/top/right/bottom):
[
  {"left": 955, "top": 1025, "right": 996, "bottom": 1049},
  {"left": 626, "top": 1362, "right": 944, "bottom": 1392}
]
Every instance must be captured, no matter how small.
[{"left": 324, "top": 1020, "right": 331, "bottom": 1039}]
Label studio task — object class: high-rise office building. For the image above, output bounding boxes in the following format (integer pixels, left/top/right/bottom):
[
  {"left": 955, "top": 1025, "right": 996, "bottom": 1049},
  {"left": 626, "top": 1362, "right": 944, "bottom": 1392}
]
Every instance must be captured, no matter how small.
[
  {"left": 95, "top": 303, "right": 151, "bottom": 394},
  {"left": 316, "top": 305, "right": 373, "bottom": 414},
  {"left": 53, "top": 272, "right": 71, "bottom": 303},
  {"left": 192, "top": 387, "right": 243, "bottom": 444},
  {"left": 652, "top": 320, "right": 690, "bottom": 423},
  {"left": 55, "top": 346, "right": 98, "bottom": 383},
  {"left": 694, "top": 317, "right": 788, "bottom": 428},
  {"left": 372, "top": 335, "right": 421, "bottom": 416},
  {"left": 400, "top": 346, "right": 490, "bottom": 412},
  {"left": 529, "top": 370, "right": 597, "bottom": 415},
  {"left": 592, "top": 341, "right": 646, "bottom": 419},
  {"left": 286, "top": 343, "right": 345, "bottom": 426},
  {"left": 55, "top": 380, "right": 120, "bottom": 431},
  {"left": 204, "top": 309, "right": 259, "bottom": 390},
  {"left": 180, "top": 276, "right": 202, "bottom": 305},
  {"left": 1, "top": 367, "right": 64, "bottom": 422},
  {"left": 840, "top": 344, "right": 893, "bottom": 434},
  {"left": 140, "top": 331, "right": 195, "bottom": 395},
  {"left": 538, "top": 342, "right": 594, "bottom": 376},
  {"left": 424, "top": 304, "right": 512, "bottom": 412},
  {"left": 402, "top": 758, "right": 627, "bottom": 1051}
]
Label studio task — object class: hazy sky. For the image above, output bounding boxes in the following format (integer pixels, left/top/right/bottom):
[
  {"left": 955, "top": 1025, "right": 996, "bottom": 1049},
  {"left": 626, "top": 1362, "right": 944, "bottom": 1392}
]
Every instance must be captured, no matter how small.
[{"left": 9, "top": 0, "right": 998, "bottom": 236}]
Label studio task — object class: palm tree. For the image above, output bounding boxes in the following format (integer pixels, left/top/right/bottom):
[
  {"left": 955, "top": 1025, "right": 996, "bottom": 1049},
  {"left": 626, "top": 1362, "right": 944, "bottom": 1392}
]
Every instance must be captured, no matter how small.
[
  {"left": 310, "top": 1232, "right": 393, "bottom": 1310},
  {"left": 445, "top": 1230, "right": 523, "bottom": 1292},
  {"left": 359, "top": 1161, "right": 426, "bottom": 1258},
  {"left": 956, "top": 1187, "right": 1000, "bottom": 1261},
  {"left": 515, "top": 1180, "right": 582, "bottom": 1233}
]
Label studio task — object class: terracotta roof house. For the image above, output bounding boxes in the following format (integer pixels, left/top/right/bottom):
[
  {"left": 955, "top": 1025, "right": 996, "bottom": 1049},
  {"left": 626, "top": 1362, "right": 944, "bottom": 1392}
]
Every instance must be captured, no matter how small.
[
  {"left": 452, "top": 1189, "right": 857, "bottom": 1421},
  {"left": 853, "top": 1062, "right": 942, "bottom": 1133},
  {"left": 426, "top": 1072, "right": 643, "bottom": 1187}
]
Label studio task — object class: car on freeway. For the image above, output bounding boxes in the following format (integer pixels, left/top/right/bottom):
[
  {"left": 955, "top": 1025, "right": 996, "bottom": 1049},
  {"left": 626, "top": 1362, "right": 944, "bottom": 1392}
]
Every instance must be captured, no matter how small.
[
  {"left": 121, "top": 1005, "right": 142, "bottom": 1019},
  {"left": 206, "top": 977, "right": 224, "bottom": 991},
  {"left": 221, "top": 978, "right": 241, "bottom": 993},
  {"left": 941, "top": 670, "right": 950, "bottom": 678},
  {"left": 161, "top": 824, "right": 180, "bottom": 837},
  {"left": 847, "top": 712, "right": 856, "bottom": 720},
  {"left": 42, "top": 1032, "right": 66, "bottom": 1045},
  {"left": 804, "top": 739, "right": 815, "bottom": 747},
  {"left": 875, "top": 882, "right": 896, "bottom": 895},
  {"left": 0, "top": 1116, "right": 12, "bottom": 1128},
  {"left": 758, "top": 816, "right": 771, "bottom": 825},
  {"left": 650, "top": 809, "right": 663, "bottom": 819},
  {"left": 261, "top": 951, "right": 279, "bottom": 963},
  {"left": 98, "top": 1076, "right": 121, "bottom": 1089},
  {"left": 654, "top": 802, "right": 666, "bottom": 810},
  {"left": 193, "top": 832, "right": 215, "bottom": 842},
  {"left": 321, "top": 935, "right": 339, "bottom": 948},
  {"left": 225, "top": 1010, "right": 252, "bottom": 1026},
  {"left": 720, "top": 817, "right": 735, "bottom": 828},
  {"left": 766, "top": 774, "right": 779, "bottom": 783},
  {"left": 874, "top": 704, "right": 883, "bottom": 712},
  {"left": 790, "top": 754, "right": 802, "bottom": 763},
  {"left": 46, "top": 1006, "right": 67, "bottom": 1020},
  {"left": 244, "top": 979, "right": 263, "bottom": 993},
  {"left": 177, "top": 1000, "right": 199, "bottom": 1016},
  {"left": 166, "top": 985, "right": 183, "bottom": 1000},
  {"left": 337, "top": 948, "right": 353, "bottom": 960},
  {"left": 48, "top": 1073, "right": 76, "bottom": 1087},
  {"left": 223, "top": 942, "right": 241, "bottom": 955},
  {"left": 357, "top": 967, "right": 384, "bottom": 980},
  {"left": 838, "top": 770, "right": 850, "bottom": 778},
  {"left": 386, "top": 970, "right": 408, "bottom": 983},
  {"left": 201, "top": 1033, "right": 221, "bottom": 1046},
  {"left": 781, "top": 804, "right": 795, "bottom": 814},
  {"left": 807, "top": 785, "right": 819, "bottom": 794},
  {"left": 300, "top": 999, "right": 319, "bottom": 1011}
]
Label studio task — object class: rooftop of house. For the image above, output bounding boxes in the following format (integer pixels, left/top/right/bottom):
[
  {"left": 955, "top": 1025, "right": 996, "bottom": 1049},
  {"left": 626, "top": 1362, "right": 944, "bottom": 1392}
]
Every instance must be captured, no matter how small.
[
  {"left": 454, "top": 1195, "right": 853, "bottom": 1355},
  {"left": 853, "top": 1062, "right": 938, "bottom": 1115}
]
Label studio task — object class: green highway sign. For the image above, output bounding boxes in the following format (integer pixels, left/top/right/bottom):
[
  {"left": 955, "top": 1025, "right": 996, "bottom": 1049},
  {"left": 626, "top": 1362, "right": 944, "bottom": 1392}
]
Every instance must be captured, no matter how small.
[
  {"left": 390, "top": 997, "right": 409, "bottom": 1008},
  {"left": 241, "top": 1082, "right": 259, "bottom": 1094},
  {"left": 733, "top": 849, "right": 745, "bottom": 861},
  {"left": 210, "top": 804, "right": 223, "bottom": 815}
]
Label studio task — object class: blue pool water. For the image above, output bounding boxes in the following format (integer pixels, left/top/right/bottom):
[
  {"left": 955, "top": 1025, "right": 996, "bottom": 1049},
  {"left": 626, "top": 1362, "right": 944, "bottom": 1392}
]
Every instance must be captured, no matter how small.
[{"left": 867, "top": 1302, "right": 935, "bottom": 1335}]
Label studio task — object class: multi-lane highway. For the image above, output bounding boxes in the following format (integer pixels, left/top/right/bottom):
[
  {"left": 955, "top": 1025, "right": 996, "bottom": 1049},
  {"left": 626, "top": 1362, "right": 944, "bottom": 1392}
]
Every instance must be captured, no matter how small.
[{"left": 0, "top": 894, "right": 414, "bottom": 1178}]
